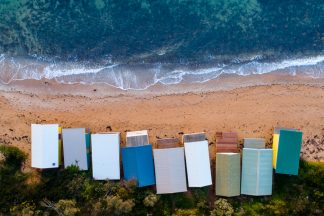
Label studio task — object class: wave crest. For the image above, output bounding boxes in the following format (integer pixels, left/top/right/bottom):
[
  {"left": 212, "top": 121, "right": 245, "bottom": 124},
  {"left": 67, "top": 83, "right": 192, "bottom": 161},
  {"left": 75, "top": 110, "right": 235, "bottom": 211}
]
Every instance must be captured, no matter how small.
[{"left": 0, "top": 54, "right": 323, "bottom": 90}]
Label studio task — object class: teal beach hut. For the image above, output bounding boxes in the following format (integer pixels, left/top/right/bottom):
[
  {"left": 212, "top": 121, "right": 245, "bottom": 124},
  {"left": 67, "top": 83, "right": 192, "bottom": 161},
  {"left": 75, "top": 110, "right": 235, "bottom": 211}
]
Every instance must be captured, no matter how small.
[
  {"left": 275, "top": 130, "right": 303, "bottom": 175},
  {"left": 85, "top": 133, "right": 91, "bottom": 169},
  {"left": 122, "top": 145, "right": 155, "bottom": 187},
  {"left": 241, "top": 148, "right": 273, "bottom": 196}
]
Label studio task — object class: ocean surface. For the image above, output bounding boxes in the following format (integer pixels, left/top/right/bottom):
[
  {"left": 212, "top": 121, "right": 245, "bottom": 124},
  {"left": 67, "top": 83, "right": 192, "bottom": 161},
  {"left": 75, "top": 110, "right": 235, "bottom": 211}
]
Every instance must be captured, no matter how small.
[
  {"left": 0, "top": 54, "right": 323, "bottom": 90},
  {"left": 0, "top": 0, "right": 323, "bottom": 90}
]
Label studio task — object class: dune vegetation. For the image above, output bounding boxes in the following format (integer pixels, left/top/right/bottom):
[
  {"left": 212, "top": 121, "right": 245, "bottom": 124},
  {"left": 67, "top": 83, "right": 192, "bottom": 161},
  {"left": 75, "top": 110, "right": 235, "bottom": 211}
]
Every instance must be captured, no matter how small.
[{"left": 0, "top": 145, "right": 323, "bottom": 215}]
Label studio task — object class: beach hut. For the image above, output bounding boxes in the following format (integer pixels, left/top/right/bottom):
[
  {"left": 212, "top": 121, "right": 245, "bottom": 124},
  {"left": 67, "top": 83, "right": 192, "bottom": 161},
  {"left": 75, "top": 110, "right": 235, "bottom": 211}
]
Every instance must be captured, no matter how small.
[
  {"left": 62, "top": 128, "right": 88, "bottom": 170},
  {"left": 273, "top": 128, "right": 303, "bottom": 175},
  {"left": 241, "top": 148, "right": 273, "bottom": 196},
  {"left": 85, "top": 132, "right": 91, "bottom": 168},
  {"left": 58, "top": 127, "right": 63, "bottom": 166},
  {"left": 122, "top": 145, "right": 155, "bottom": 187},
  {"left": 182, "top": 132, "right": 206, "bottom": 143},
  {"left": 156, "top": 138, "right": 180, "bottom": 149},
  {"left": 216, "top": 132, "right": 238, "bottom": 153},
  {"left": 126, "top": 130, "right": 149, "bottom": 147},
  {"left": 153, "top": 147, "right": 187, "bottom": 194},
  {"left": 244, "top": 138, "right": 266, "bottom": 149},
  {"left": 216, "top": 153, "right": 240, "bottom": 197},
  {"left": 31, "top": 124, "right": 59, "bottom": 169},
  {"left": 91, "top": 133, "right": 120, "bottom": 180},
  {"left": 184, "top": 140, "right": 212, "bottom": 187},
  {"left": 272, "top": 128, "right": 298, "bottom": 168}
]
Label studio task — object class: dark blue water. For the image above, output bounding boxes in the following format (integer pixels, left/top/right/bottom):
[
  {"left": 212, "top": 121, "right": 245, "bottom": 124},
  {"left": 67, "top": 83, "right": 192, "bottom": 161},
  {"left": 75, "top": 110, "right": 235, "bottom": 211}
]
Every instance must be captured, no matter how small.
[{"left": 0, "top": 0, "right": 323, "bottom": 89}]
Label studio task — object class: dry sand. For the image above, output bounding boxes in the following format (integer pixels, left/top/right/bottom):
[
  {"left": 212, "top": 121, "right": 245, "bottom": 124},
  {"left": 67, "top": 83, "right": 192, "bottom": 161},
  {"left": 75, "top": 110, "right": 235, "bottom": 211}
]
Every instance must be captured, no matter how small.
[{"left": 0, "top": 74, "right": 324, "bottom": 169}]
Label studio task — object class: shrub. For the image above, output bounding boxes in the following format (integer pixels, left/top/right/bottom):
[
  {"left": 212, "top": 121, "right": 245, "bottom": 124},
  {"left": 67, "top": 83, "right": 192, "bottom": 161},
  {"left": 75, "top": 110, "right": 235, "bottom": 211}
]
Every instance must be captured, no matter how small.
[
  {"left": 10, "top": 201, "right": 45, "bottom": 216},
  {"left": 172, "top": 208, "right": 199, "bottom": 216},
  {"left": 143, "top": 194, "right": 159, "bottom": 207},
  {"left": 41, "top": 199, "right": 80, "bottom": 216},
  {"left": 0, "top": 145, "right": 28, "bottom": 213},
  {"left": 55, "top": 199, "right": 80, "bottom": 216},
  {"left": 191, "top": 188, "right": 210, "bottom": 215},
  {"left": 92, "top": 195, "right": 135, "bottom": 216},
  {"left": 0, "top": 144, "right": 323, "bottom": 216},
  {"left": 0, "top": 145, "right": 26, "bottom": 169},
  {"left": 262, "top": 198, "right": 287, "bottom": 215},
  {"left": 211, "top": 198, "right": 234, "bottom": 216}
]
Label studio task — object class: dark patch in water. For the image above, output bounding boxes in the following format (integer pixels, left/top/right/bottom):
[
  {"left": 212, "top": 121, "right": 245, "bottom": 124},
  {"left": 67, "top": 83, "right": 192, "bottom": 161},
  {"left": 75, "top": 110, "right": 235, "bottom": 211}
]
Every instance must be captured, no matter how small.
[{"left": 0, "top": 0, "right": 323, "bottom": 62}]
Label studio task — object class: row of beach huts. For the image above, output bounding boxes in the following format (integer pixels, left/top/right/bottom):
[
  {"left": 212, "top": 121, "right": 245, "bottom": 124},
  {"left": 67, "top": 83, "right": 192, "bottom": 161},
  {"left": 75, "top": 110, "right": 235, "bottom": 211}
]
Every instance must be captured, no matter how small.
[{"left": 31, "top": 124, "right": 303, "bottom": 197}]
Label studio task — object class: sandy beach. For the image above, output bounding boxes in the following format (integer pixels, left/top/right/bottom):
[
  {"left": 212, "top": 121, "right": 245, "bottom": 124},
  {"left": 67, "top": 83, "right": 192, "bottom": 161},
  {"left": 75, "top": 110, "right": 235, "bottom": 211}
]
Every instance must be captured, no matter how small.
[
  {"left": 0, "top": 74, "right": 323, "bottom": 169},
  {"left": 1, "top": 2, "right": 324, "bottom": 214}
]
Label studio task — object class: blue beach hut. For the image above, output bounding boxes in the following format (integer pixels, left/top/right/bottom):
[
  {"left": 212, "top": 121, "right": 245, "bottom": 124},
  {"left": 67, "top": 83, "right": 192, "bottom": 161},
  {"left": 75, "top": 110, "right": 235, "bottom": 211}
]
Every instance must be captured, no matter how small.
[{"left": 122, "top": 144, "right": 155, "bottom": 187}]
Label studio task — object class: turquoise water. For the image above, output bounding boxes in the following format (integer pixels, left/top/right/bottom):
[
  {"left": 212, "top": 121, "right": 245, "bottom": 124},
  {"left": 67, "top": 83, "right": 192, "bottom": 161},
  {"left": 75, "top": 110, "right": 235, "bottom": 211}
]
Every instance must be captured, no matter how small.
[{"left": 0, "top": 0, "right": 323, "bottom": 89}]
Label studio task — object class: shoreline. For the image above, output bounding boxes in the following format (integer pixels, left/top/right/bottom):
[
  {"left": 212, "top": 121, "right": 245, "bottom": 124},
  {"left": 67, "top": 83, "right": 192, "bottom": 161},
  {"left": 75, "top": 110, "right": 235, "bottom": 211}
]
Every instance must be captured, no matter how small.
[
  {"left": 1, "top": 72, "right": 324, "bottom": 97},
  {"left": 0, "top": 74, "right": 323, "bottom": 168}
]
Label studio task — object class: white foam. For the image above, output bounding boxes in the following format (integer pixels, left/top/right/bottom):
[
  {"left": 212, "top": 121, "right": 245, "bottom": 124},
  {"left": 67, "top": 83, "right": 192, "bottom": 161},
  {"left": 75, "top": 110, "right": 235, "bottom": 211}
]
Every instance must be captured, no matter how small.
[
  {"left": 234, "top": 55, "right": 324, "bottom": 76},
  {"left": 43, "top": 63, "right": 118, "bottom": 79},
  {"left": 0, "top": 54, "right": 323, "bottom": 90}
]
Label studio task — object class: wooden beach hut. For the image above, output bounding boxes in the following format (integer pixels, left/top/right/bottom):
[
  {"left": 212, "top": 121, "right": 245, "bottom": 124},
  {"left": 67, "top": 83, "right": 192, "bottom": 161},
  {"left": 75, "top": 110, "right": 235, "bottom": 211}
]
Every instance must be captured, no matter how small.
[
  {"left": 156, "top": 138, "right": 180, "bottom": 149},
  {"left": 215, "top": 132, "right": 238, "bottom": 153}
]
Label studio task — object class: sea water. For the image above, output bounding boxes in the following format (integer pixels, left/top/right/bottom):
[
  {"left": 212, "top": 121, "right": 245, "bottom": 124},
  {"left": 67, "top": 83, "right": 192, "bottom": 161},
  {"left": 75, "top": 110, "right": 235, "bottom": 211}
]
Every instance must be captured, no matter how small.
[
  {"left": 0, "top": 54, "right": 323, "bottom": 90},
  {"left": 0, "top": 1, "right": 323, "bottom": 90}
]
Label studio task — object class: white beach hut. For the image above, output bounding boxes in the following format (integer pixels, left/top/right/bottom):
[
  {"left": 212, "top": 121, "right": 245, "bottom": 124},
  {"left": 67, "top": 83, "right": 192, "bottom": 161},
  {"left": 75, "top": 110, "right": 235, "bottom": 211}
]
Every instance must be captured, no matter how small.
[
  {"left": 184, "top": 140, "right": 212, "bottom": 187},
  {"left": 62, "top": 128, "right": 88, "bottom": 170},
  {"left": 91, "top": 133, "right": 120, "bottom": 180},
  {"left": 153, "top": 147, "right": 187, "bottom": 194},
  {"left": 31, "top": 124, "right": 59, "bottom": 169}
]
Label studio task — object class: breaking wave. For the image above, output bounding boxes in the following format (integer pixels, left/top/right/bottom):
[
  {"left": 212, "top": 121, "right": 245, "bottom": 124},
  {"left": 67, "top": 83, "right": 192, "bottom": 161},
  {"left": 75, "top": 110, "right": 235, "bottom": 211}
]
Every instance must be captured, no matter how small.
[{"left": 0, "top": 54, "right": 323, "bottom": 90}]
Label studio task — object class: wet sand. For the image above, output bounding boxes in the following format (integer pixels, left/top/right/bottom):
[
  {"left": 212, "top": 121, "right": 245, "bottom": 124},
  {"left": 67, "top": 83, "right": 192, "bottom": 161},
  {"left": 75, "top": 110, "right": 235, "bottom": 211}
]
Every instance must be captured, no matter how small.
[{"left": 0, "top": 74, "right": 323, "bottom": 169}]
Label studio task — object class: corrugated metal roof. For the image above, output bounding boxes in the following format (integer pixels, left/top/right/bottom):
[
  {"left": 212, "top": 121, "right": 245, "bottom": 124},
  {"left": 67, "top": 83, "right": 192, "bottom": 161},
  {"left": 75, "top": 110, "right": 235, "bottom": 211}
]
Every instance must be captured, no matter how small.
[
  {"left": 244, "top": 138, "right": 266, "bottom": 149},
  {"left": 126, "top": 130, "right": 149, "bottom": 147},
  {"left": 182, "top": 132, "right": 206, "bottom": 143}
]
